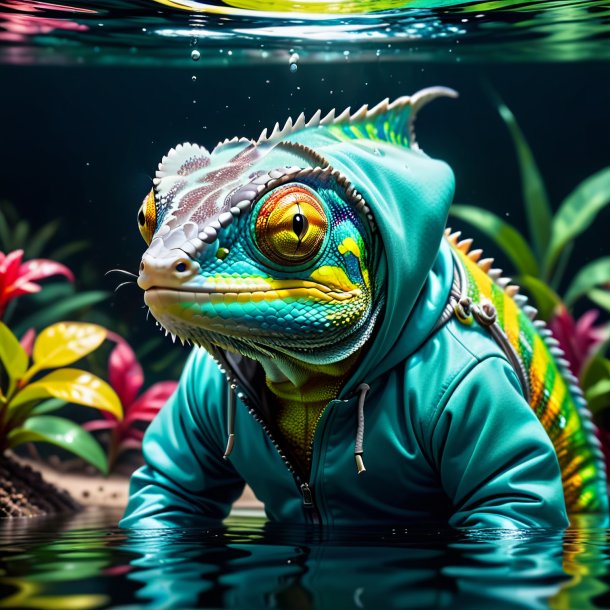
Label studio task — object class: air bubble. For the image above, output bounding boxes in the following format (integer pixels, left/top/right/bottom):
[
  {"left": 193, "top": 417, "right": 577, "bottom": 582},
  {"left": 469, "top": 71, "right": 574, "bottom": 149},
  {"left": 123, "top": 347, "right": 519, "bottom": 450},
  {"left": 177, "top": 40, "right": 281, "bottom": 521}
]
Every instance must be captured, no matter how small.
[
  {"left": 192, "top": 75, "right": 197, "bottom": 82},
  {"left": 191, "top": 49, "right": 201, "bottom": 61},
  {"left": 289, "top": 52, "right": 299, "bottom": 73}
]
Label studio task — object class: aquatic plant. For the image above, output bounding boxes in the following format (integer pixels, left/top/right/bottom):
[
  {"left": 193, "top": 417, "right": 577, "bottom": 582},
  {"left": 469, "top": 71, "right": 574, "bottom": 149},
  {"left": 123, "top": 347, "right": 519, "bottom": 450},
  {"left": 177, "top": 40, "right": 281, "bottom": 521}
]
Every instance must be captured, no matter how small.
[
  {"left": 0, "top": 321, "right": 122, "bottom": 475},
  {"left": 548, "top": 307, "right": 608, "bottom": 378},
  {"left": 0, "top": 248, "right": 73, "bottom": 320},
  {"left": 449, "top": 97, "right": 610, "bottom": 321},
  {"left": 0, "top": 201, "right": 89, "bottom": 265},
  {"left": 0, "top": 203, "right": 108, "bottom": 335},
  {"left": 83, "top": 336, "right": 177, "bottom": 473}
]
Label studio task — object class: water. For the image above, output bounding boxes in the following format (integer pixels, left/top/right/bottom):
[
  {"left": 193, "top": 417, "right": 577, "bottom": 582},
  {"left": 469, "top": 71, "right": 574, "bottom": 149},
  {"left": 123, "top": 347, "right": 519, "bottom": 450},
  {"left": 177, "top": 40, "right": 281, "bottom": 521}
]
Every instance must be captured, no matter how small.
[
  {"left": 1, "top": 508, "right": 610, "bottom": 610},
  {"left": 1, "top": 0, "right": 609, "bottom": 64},
  {"left": 2, "top": 1, "right": 610, "bottom": 609}
]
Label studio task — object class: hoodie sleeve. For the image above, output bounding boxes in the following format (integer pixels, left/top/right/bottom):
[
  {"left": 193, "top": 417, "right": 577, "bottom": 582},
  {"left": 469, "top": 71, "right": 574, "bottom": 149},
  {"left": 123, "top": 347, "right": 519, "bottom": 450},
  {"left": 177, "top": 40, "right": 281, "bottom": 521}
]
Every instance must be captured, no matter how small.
[
  {"left": 429, "top": 356, "right": 569, "bottom": 529},
  {"left": 120, "top": 350, "right": 246, "bottom": 529}
]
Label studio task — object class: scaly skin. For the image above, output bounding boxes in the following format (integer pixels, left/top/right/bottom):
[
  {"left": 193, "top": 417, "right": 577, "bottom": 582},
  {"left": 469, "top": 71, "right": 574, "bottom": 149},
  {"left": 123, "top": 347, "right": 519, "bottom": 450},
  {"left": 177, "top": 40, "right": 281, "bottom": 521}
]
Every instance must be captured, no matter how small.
[
  {"left": 135, "top": 89, "right": 606, "bottom": 509},
  {"left": 449, "top": 234, "right": 607, "bottom": 513}
]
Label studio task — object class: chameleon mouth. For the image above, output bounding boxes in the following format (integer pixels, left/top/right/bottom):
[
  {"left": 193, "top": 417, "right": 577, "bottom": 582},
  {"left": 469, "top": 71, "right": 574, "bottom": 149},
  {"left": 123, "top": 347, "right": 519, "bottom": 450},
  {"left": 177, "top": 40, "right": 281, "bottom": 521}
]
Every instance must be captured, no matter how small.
[
  {"left": 144, "top": 282, "right": 360, "bottom": 307},
  {"left": 143, "top": 282, "right": 372, "bottom": 359},
  {"left": 144, "top": 284, "right": 364, "bottom": 350}
]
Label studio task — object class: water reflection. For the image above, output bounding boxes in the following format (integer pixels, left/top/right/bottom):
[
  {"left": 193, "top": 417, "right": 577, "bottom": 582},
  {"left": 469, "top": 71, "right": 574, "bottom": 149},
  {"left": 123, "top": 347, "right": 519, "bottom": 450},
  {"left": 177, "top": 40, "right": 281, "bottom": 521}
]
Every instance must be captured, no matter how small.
[
  {"left": 2, "top": 509, "right": 609, "bottom": 610},
  {"left": 120, "top": 525, "right": 572, "bottom": 610},
  {"left": 1, "top": 0, "right": 609, "bottom": 64}
]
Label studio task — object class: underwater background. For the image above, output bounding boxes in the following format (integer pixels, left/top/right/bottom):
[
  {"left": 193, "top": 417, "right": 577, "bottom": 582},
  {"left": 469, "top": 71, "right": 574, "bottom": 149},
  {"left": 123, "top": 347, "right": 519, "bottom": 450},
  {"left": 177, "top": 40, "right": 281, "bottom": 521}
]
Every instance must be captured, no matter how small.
[{"left": 1, "top": 1, "right": 610, "bottom": 609}]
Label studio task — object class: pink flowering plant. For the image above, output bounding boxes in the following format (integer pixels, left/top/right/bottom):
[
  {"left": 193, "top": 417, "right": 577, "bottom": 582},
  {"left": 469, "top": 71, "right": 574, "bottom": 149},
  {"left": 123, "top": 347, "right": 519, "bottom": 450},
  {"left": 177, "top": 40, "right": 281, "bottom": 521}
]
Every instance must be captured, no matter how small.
[
  {"left": 83, "top": 335, "right": 177, "bottom": 473},
  {"left": 0, "top": 216, "right": 175, "bottom": 479},
  {"left": 0, "top": 249, "right": 73, "bottom": 320},
  {"left": 549, "top": 307, "right": 608, "bottom": 379}
]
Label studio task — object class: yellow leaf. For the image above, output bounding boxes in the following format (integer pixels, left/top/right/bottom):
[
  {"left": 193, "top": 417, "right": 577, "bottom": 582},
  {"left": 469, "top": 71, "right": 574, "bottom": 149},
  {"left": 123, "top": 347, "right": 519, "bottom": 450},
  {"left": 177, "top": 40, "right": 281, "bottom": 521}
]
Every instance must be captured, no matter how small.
[
  {"left": 10, "top": 368, "right": 123, "bottom": 420},
  {"left": 0, "top": 322, "right": 28, "bottom": 395},
  {"left": 32, "top": 322, "right": 107, "bottom": 370}
]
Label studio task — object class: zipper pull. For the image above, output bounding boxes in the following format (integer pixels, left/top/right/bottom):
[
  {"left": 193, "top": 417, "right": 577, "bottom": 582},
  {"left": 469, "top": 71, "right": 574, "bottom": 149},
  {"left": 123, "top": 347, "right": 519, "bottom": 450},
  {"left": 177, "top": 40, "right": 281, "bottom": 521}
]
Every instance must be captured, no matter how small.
[{"left": 300, "top": 482, "right": 314, "bottom": 507}]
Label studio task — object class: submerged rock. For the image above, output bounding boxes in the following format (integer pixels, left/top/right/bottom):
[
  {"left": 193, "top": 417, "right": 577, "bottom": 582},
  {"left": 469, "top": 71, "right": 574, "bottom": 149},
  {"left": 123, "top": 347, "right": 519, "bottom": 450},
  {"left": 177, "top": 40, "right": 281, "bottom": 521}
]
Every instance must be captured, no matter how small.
[{"left": 0, "top": 454, "right": 81, "bottom": 518}]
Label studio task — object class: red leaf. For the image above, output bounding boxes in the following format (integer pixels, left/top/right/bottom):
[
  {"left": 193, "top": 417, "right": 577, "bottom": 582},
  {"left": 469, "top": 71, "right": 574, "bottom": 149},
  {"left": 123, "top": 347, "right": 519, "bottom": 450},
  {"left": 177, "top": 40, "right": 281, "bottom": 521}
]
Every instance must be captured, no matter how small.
[
  {"left": 19, "top": 328, "right": 36, "bottom": 356},
  {"left": 125, "top": 410, "right": 159, "bottom": 426},
  {"left": 0, "top": 251, "right": 73, "bottom": 316},
  {"left": 83, "top": 419, "right": 118, "bottom": 432},
  {"left": 118, "top": 438, "right": 143, "bottom": 454},
  {"left": 108, "top": 340, "right": 144, "bottom": 407},
  {"left": 0, "top": 249, "right": 24, "bottom": 289},
  {"left": 19, "top": 259, "right": 74, "bottom": 284},
  {"left": 125, "top": 381, "right": 177, "bottom": 420},
  {"left": 549, "top": 306, "right": 605, "bottom": 377},
  {"left": 4, "top": 280, "right": 42, "bottom": 299},
  {"left": 126, "top": 427, "right": 145, "bottom": 441}
]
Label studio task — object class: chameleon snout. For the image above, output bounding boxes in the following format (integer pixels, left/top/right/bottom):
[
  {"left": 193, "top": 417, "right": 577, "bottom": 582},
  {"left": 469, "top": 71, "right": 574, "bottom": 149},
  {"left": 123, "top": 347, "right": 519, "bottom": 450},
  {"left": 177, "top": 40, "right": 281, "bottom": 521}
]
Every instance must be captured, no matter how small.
[{"left": 138, "top": 250, "right": 199, "bottom": 291}]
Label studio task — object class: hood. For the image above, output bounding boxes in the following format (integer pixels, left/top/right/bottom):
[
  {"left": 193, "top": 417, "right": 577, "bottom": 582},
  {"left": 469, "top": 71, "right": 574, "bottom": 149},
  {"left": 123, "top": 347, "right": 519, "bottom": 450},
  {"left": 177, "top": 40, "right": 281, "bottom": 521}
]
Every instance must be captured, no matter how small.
[{"left": 277, "top": 92, "right": 457, "bottom": 392}]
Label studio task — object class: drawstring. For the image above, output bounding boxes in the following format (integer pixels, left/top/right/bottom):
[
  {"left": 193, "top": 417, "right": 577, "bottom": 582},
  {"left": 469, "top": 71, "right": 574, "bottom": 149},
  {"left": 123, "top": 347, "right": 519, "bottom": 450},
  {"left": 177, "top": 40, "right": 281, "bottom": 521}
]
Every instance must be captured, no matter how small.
[
  {"left": 223, "top": 377, "right": 373, "bottom": 476},
  {"left": 223, "top": 386, "right": 236, "bottom": 459},
  {"left": 354, "top": 383, "right": 370, "bottom": 475}
]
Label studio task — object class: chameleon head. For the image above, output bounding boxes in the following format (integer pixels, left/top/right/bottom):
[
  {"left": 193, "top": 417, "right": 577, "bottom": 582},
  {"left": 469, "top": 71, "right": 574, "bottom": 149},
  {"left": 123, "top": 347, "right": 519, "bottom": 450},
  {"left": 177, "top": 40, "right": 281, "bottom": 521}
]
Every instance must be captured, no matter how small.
[
  {"left": 136, "top": 88, "right": 459, "bottom": 365},
  {"left": 136, "top": 146, "right": 379, "bottom": 364}
]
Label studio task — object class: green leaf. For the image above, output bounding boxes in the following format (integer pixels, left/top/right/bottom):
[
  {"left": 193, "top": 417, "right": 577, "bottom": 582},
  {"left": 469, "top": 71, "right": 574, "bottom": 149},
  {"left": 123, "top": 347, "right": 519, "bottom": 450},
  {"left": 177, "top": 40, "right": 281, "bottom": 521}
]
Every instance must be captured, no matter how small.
[
  {"left": 6, "top": 415, "right": 108, "bottom": 474},
  {"left": 20, "top": 283, "right": 75, "bottom": 308},
  {"left": 26, "top": 560, "right": 110, "bottom": 584},
  {"left": 581, "top": 355, "right": 610, "bottom": 391},
  {"left": 545, "top": 167, "right": 610, "bottom": 277},
  {"left": 10, "top": 368, "right": 122, "bottom": 420},
  {"left": 564, "top": 257, "right": 610, "bottom": 306},
  {"left": 449, "top": 205, "right": 539, "bottom": 276},
  {"left": 27, "top": 219, "right": 61, "bottom": 259},
  {"left": 48, "top": 239, "right": 90, "bottom": 262},
  {"left": 586, "top": 379, "right": 610, "bottom": 414},
  {"left": 515, "top": 274, "right": 562, "bottom": 321},
  {"left": 0, "top": 322, "right": 29, "bottom": 396},
  {"left": 32, "top": 322, "right": 107, "bottom": 370},
  {"left": 588, "top": 288, "right": 610, "bottom": 313},
  {"left": 150, "top": 345, "right": 188, "bottom": 373},
  {"left": 548, "top": 242, "right": 573, "bottom": 291},
  {"left": 31, "top": 398, "right": 69, "bottom": 415},
  {"left": 13, "top": 219, "right": 29, "bottom": 250},
  {"left": 13, "top": 291, "right": 110, "bottom": 336},
  {"left": 496, "top": 97, "right": 552, "bottom": 261},
  {"left": 0, "top": 207, "right": 11, "bottom": 250}
]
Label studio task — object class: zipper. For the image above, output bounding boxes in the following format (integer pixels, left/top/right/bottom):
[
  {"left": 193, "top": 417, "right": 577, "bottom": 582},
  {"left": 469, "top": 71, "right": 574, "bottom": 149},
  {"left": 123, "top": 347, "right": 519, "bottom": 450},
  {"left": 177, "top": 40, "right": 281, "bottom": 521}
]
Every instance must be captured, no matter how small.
[
  {"left": 215, "top": 350, "right": 323, "bottom": 525},
  {"left": 300, "top": 482, "right": 320, "bottom": 525}
]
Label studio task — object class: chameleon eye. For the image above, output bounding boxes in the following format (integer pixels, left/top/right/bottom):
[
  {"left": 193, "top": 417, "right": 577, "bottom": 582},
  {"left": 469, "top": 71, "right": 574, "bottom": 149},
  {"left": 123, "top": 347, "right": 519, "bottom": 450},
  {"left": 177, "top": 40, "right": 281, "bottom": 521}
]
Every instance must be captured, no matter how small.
[
  {"left": 137, "top": 189, "right": 157, "bottom": 245},
  {"left": 254, "top": 185, "right": 327, "bottom": 266}
]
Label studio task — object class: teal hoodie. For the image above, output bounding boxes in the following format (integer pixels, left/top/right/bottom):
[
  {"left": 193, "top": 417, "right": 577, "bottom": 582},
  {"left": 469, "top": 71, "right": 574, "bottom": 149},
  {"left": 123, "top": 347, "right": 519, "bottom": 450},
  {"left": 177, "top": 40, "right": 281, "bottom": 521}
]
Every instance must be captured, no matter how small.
[{"left": 121, "top": 95, "right": 568, "bottom": 529}]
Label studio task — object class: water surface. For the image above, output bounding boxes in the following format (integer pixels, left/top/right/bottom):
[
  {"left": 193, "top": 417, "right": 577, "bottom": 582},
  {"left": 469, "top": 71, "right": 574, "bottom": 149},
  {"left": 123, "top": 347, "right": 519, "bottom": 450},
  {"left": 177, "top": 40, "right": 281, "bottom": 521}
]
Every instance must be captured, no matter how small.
[
  {"left": 1, "top": 0, "right": 609, "bottom": 65},
  {"left": 2, "top": 508, "right": 610, "bottom": 609}
]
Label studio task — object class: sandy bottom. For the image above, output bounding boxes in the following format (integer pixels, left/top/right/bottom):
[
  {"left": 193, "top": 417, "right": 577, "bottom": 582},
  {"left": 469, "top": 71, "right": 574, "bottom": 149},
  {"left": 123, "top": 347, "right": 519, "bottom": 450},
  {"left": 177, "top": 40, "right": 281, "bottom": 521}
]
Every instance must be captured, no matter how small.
[{"left": 14, "top": 456, "right": 264, "bottom": 512}]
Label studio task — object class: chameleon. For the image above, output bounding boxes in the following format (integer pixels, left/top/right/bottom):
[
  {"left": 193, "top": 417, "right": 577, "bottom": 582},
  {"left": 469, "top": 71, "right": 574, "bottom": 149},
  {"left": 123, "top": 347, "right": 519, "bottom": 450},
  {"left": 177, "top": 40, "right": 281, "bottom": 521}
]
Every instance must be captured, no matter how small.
[{"left": 124, "top": 87, "right": 608, "bottom": 528}]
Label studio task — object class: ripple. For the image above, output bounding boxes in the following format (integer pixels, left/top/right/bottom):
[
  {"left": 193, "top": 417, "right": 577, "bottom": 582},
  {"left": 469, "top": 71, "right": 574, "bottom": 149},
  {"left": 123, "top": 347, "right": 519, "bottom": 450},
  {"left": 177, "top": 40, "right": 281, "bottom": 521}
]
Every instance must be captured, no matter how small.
[{"left": 0, "top": 0, "right": 609, "bottom": 64}]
